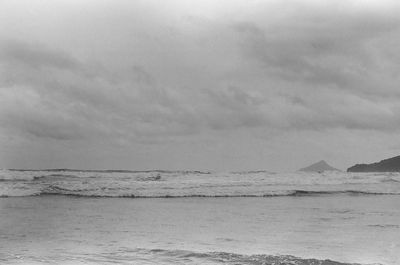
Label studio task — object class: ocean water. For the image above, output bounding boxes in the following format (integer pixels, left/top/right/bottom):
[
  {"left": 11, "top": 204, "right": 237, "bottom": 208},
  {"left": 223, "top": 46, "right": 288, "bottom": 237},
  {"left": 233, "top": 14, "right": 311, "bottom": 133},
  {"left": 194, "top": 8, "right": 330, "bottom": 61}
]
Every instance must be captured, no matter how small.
[{"left": 1, "top": 169, "right": 400, "bottom": 265}]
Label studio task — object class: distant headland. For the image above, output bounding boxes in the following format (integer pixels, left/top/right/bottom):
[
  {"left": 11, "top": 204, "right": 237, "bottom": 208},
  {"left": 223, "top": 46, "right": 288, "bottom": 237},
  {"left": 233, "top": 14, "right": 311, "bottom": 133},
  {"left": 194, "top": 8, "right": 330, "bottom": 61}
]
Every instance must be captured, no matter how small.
[{"left": 347, "top": 155, "right": 400, "bottom": 172}]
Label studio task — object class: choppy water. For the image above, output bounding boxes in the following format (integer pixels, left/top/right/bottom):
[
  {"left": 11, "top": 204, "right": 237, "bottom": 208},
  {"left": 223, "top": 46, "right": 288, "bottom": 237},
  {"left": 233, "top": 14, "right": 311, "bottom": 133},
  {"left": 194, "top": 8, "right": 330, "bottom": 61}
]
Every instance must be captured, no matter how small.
[
  {"left": 0, "top": 247, "right": 356, "bottom": 265},
  {"left": 1, "top": 169, "right": 400, "bottom": 197},
  {"left": 1, "top": 169, "right": 400, "bottom": 265}
]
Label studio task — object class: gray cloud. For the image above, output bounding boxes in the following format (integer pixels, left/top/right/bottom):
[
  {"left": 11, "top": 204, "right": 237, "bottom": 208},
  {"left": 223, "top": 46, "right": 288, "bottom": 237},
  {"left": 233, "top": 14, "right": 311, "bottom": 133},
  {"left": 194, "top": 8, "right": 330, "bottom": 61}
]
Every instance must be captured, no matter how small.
[
  {"left": 0, "top": 41, "right": 80, "bottom": 70},
  {"left": 1, "top": 36, "right": 400, "bottom": 145},
  {"left": 231, "top": 5, "right": 400, "bottom": 93},
  {"left": 2, "top": 0, "right": 400, "bottom": 170},
  {"left": 0, "top": 40, "right": 201, "bottom": 142}
]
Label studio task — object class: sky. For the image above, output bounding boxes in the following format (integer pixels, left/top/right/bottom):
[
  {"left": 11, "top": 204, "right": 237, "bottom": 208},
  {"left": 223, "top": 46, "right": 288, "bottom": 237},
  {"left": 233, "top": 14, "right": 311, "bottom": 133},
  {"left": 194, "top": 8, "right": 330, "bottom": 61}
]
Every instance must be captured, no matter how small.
[{"left": 1, "top": 0, "right": 400, "bottom": 172}]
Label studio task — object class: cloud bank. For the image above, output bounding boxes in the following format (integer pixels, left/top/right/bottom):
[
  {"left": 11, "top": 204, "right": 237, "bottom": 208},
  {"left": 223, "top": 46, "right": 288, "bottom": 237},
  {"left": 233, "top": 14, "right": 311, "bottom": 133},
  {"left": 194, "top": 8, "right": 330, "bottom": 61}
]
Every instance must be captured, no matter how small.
[{"left": 1, "top": 0, "right": 400, "bottom": 170}]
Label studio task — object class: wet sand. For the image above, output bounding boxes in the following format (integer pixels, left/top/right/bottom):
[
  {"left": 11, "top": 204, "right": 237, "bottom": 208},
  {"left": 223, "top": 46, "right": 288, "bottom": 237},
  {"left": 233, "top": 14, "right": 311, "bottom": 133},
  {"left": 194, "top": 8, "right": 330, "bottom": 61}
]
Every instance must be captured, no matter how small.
[{"left": 1, "top": 195, "right": 399, "bottom": 264}]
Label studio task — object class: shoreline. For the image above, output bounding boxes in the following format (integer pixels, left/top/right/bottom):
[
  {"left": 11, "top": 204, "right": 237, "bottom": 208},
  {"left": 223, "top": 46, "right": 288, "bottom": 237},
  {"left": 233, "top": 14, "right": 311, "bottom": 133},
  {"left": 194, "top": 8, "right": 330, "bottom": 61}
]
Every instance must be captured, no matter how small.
[{"left": 1, "top": 195, "right": 399, "bottom": 264}]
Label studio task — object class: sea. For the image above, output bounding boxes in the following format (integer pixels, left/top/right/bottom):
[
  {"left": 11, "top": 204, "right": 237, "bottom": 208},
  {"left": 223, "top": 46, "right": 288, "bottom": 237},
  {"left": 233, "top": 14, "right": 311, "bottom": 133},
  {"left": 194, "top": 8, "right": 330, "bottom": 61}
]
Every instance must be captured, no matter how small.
[{"left": 1, "top": 169, "right": 399, "bottom": 265}]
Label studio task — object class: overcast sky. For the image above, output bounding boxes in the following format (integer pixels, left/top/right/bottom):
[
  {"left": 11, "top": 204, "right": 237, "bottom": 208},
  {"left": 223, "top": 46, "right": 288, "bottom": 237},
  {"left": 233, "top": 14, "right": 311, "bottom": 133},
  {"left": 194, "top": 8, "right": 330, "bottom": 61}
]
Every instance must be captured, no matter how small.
[{"left": 1, "top": 0, "right": 400, "bottom": 171}]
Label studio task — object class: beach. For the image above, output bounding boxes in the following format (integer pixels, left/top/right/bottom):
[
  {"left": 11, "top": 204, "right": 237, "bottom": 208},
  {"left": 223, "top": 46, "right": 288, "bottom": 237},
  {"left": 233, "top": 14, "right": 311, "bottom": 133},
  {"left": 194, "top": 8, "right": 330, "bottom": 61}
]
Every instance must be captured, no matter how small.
[{"left": 1, "top": 191, "right": 399, "bottom": 264}]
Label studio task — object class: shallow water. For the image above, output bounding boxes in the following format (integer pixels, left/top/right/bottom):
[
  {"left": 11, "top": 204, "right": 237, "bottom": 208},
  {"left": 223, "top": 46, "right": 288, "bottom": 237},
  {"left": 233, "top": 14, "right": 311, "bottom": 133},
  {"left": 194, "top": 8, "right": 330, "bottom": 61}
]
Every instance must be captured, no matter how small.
[
  {"left": 1, "top": 195, "right": 399, "bottom": 265},
  {"left": 1, "top": 169, "right": 400, "bottom": 264}
]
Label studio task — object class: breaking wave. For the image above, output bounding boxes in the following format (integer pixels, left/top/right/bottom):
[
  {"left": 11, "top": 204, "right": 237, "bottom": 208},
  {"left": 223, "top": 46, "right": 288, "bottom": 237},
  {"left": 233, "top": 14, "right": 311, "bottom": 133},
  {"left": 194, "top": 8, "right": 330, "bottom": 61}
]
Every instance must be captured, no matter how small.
[
  {"left": 105, "top": 248, "right": 364, "bottom": 265},
  {"left": 1, "top": 189, "right": 398, "bottom": 198},
  {"left": 1, "top": 169, "right": 400, "bottom": 198},
  {"left": 381, "top": 177, "right": 400, "bottom": 183},
  {"left": 1, "top": 247, "right": 369, "bottom": 264}
]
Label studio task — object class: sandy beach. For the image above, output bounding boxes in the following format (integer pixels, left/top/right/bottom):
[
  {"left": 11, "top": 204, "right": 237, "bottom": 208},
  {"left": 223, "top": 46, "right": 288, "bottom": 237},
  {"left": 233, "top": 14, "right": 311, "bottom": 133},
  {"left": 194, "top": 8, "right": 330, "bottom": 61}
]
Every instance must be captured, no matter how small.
[{"left": 1, "top": 194, "right": 399, "bottom": 264}]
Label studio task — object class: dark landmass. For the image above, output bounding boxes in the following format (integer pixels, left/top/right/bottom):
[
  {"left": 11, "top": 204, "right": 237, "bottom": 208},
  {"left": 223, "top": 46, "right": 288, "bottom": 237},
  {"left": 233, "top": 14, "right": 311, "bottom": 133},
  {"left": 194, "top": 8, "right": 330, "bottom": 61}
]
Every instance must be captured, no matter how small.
[
  {"left": 347, "top": 155, "right": 400, "bottom": 172},
  {"left": 299, "top": 160, "right": 340, "bottom": 172}
]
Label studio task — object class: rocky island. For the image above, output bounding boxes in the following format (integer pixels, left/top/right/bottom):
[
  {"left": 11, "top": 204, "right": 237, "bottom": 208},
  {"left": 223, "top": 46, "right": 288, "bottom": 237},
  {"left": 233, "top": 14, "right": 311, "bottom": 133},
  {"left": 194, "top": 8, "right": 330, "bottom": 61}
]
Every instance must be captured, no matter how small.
[{"left": 298, "top": 160, "right": 340, "bottom": 172}]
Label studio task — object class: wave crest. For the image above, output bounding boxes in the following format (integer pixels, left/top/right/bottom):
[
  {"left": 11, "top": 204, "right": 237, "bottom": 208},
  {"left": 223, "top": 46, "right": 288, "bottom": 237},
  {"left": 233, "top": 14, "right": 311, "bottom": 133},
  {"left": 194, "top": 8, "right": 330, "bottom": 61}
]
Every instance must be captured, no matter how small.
[
  {"left": 8, "top": 189, "right": 397, "bottom": 198},
  {"left": 135, "top": 248, "right": 359, "bottom": 265},
  {"left": 1, "top": 169, "right": 400, "bottom": 198}
]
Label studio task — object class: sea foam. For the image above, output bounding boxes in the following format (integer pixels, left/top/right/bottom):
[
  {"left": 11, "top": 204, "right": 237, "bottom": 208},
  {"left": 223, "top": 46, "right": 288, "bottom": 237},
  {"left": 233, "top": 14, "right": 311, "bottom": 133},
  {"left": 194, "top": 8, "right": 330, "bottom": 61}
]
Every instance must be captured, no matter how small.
[{"left": 1, "top": 169, "right": 400, "bottom": 198}]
